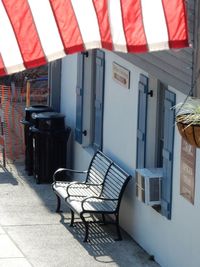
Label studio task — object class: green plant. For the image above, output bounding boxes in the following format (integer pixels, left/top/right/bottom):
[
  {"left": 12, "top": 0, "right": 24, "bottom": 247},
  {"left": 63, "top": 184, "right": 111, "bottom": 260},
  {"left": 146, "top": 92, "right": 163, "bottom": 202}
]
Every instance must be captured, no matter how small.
[{"left": 175, "top": 97, "right": 200, "bottom": 126}]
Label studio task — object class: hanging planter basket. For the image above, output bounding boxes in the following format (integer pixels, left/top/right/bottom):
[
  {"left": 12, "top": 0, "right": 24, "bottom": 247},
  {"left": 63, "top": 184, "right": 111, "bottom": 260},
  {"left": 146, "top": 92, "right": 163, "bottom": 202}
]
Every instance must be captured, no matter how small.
[
  {"left": 176, "top": 115, "right": 200, "bottom": 147},
  {"left": 175, "top": 98, "right": 200, "bottom": 148}
]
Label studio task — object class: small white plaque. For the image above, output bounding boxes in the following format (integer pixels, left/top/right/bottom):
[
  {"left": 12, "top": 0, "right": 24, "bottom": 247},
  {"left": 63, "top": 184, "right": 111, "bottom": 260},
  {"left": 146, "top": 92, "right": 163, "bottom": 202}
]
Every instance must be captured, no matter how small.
[{"left": 112, "top": 62, "right": 130, "bottom": 89}]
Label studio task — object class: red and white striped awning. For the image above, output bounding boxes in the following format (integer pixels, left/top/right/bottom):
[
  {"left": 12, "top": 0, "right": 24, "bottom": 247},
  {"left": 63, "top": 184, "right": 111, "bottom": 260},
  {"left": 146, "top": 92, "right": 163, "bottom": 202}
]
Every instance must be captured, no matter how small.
[{"left": 0, "top": 0, "right": 189, "bottom": 76}]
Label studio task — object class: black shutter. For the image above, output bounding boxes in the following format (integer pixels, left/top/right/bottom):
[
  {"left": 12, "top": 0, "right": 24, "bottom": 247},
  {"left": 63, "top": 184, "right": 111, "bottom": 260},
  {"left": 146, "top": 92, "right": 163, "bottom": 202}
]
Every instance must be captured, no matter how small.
[
  {"left": 161, "top": 89, "right": 176, "bottom": 219},
  {"left": 75, "top": 53, "right": 84, "bottom": 143},
  {"left": 93, "top": 50, "right": 105, "bottom": 151},
  {"left": 136, "top": 74, "right": 148, "bottom": 168}
]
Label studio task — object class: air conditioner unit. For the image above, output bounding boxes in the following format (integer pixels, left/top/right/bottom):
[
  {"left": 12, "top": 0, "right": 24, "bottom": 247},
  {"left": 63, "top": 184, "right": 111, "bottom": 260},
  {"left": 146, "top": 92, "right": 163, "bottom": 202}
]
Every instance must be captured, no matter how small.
[{"left": 135, "top": 168, "right": 163, "bottom": 206}]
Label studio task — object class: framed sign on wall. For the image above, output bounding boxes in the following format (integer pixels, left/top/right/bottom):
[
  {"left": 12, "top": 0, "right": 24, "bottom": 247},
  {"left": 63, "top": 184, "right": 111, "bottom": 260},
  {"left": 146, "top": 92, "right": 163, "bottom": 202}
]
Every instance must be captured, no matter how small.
[
  {"left": 112, "top": 62, "right": 130, "bottom": 89},
  {"left": 180, "top": 138, "right": 196, "bottom": 204}
]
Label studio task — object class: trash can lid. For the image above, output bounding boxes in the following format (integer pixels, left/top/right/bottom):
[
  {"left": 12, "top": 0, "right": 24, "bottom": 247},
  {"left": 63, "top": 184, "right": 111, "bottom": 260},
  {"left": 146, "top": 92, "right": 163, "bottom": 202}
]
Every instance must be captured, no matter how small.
[
  {"left": 35, "top": 112, "right": 65, "bottom": 120},
  {"left": 25, "top": 105, "right": 52, "bottom": 112}
]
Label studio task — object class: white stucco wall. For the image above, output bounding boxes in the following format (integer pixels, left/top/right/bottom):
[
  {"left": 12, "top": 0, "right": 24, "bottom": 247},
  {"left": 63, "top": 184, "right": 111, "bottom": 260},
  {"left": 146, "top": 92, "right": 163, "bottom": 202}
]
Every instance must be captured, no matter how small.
[
  {"left": 60, "top": 51, "right": 200, "bottom": 267},
  {"left": 60, "top": 55, "right": 77, "bottom": 129}
]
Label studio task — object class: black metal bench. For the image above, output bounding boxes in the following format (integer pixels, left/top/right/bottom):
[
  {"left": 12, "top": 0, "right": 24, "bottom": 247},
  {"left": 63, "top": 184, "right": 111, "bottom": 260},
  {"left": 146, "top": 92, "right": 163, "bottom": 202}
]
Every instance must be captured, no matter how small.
[
  {"left": 52, "top": 151, "right": 112, "bottom": 211},
  {"left": 52, "top": 151, "right": 131, "bottom": 242}
]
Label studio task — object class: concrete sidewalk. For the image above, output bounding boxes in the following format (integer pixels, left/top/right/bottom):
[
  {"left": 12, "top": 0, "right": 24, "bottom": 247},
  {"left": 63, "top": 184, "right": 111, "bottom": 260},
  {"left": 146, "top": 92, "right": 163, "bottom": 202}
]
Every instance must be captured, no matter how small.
[{"left": 0, "top": 162, "right": 160, "bottom": 267}]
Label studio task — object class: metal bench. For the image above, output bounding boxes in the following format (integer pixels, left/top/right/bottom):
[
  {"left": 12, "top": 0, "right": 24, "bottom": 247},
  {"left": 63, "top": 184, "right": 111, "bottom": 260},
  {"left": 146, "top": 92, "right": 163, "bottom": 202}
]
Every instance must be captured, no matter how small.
[
  {"left": 52, "top": 152, "right": 131, "bottom": 242},
  {"left": 52, "top": 151, "right": 113, "bottom": 212}
]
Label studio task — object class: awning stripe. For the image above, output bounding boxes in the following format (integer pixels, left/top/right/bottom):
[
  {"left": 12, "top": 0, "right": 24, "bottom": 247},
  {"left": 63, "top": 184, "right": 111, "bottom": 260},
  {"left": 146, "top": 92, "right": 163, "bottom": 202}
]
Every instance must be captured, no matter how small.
[
  {"left": 162, "top": 0, "right": 189, "bottom": 48},
  {"left": 0, "top": 1, "right": 24, "bottom": 74},
  {"left": 141, "top": 0, "right": 169, "bottom": 51},
  {"left": 92, "top": 0, "right": 113, "bottom": 51},
  {"left": 108, "top": 0, "right": 127, "bottom": 53},
  {"left": 0, "top": 55, "right": 6, "bottom": 76},
  {"left": 0, "top": 0, "right": 189, "bottom": 77},
  {"left": 71, "top": 0, "right": 102, "bottom": 51},
  {"left": 2, "top": 0, "right": 46, "bottom": 69},
  {"left": 120, "top": 0, "right": 148, "bottom": 53},
  {"left": 49, "top": 0, "right": 85, "bottom": 54},
  {"left": 27, "top": 0, "right": 66, "bottom": 62}
]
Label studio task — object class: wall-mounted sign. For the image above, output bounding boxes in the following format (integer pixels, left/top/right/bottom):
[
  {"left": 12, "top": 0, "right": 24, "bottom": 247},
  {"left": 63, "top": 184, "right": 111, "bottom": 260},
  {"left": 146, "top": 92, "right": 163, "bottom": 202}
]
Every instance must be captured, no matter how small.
[
  {"left": 180, "top": 138, "right": 196, "bottom": 204},
  {"left": 112, "top": 62, "right": 130, "bottom": 89}
]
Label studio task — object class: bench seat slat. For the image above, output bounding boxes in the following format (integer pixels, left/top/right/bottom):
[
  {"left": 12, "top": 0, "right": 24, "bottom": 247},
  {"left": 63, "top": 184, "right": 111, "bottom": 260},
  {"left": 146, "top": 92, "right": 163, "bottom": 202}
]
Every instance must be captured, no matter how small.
[
  {"left": 53, "top": 182, "right": 102, "bottom": 199},
  {"left": 68, "top": 186, "right": 101, "bottom": 197},
  {"left": 67, "top": 196, "right": 117, "bottom": 214},
  {"left": 53, "top": 183, "right": 69, "bottom": 199},
  {"left": 91, "top": 160, "right": 110, "bottom": 171},
  {"left": 88, "top": 169, "right": 105, "bottom": 182},
  {"left": 108, "top": 168, "right": 127, "bottom": 182},
  {"left": 89, "top": 162, "right": 110, "bottom": 175}
]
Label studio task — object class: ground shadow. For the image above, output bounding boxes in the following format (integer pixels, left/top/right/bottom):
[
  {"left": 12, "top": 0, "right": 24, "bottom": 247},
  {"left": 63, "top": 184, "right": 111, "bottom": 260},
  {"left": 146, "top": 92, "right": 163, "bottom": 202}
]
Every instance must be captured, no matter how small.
[
  {"left": 0, "top": 166, "right": 18, "bottom": 185},
  {"left": 57, "top": 211, "right": 150, "bottom": 266}
]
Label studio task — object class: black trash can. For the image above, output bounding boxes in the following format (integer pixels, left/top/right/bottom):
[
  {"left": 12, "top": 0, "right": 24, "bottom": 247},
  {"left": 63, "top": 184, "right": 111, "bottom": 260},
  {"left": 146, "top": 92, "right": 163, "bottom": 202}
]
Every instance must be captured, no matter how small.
[
  {"left": 30, "top": 112, "right": 71, "bottom": 184},
  {"left": 20, "top": 105, "right": 53, "bottom": 175}
]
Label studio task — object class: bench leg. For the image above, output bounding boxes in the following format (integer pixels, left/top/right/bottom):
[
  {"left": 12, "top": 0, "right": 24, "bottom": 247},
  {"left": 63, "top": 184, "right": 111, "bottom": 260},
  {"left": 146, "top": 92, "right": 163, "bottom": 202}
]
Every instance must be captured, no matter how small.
[
  {"left": 56, "top": 195, "right": 61, "bottom": 212},
  {"left": 80, "top": 214, "right": 89, "bottom": 242},
  {"left": 115, "top": 213, "right": 122, "bottom": 241},
  {"left": 70, "top": 209, "right": 74, "bottom": 227},
  {"left": 102, "top": 214, "right": 106, "bottom": 224}
]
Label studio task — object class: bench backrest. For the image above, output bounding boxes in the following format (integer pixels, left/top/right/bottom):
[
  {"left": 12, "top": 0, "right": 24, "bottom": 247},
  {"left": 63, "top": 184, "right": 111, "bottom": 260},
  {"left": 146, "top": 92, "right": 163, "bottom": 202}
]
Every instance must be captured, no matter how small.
[
  {"left": 101, "top": 163, "right": 131, "bottom": 211},
  {"left": 86, "top": 151, "right": 112, "bottom": 185}
]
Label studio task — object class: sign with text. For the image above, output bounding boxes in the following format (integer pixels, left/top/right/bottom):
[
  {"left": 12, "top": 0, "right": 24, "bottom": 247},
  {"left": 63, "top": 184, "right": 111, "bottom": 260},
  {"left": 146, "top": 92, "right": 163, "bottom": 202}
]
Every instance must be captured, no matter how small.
[
  {"left": 180, "top": 138, "right": 196, "bottom": 204},
  {"left": 112, "top": 62, "right": 130, "bottom": 89}
]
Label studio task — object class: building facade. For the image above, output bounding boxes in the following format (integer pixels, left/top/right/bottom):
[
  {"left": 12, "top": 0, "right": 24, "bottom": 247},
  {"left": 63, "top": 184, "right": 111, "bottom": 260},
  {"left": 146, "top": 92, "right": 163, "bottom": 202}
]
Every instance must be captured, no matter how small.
[{"left": 48, "top": 1, "right": 200, "bottom": 266}]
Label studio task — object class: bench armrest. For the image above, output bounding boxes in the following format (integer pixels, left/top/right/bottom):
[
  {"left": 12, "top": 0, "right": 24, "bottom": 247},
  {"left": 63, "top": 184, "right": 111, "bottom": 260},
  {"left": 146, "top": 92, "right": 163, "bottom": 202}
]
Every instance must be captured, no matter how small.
[{"left": 53, "top": 168, "right": 88, "bottom": 182}]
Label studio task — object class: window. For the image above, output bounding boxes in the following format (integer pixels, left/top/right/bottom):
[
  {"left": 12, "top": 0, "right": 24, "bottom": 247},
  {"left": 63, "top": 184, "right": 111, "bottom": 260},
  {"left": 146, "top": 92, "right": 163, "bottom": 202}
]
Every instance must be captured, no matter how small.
[
  {"left": 136, "top": 74, "right": 176, "bottom": 219},
  {"left": 75, "top": 50, "right": 105, "bottom": 151}
]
